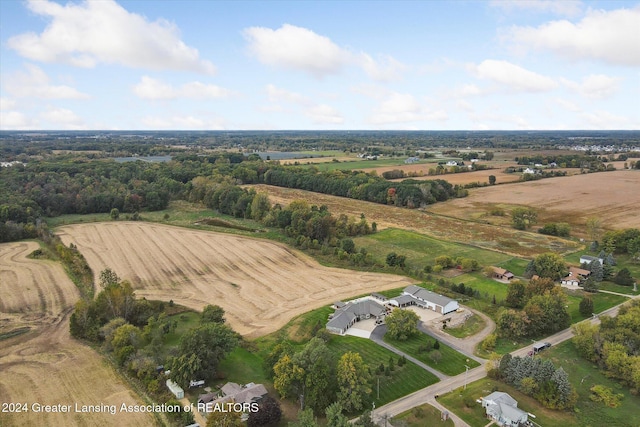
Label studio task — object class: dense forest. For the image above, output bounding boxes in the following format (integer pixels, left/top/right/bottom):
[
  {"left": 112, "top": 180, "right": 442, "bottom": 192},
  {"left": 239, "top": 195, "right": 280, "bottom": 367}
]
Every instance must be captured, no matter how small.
[{"left": 1, "top": 152, "right": 457, "bottom": 242}]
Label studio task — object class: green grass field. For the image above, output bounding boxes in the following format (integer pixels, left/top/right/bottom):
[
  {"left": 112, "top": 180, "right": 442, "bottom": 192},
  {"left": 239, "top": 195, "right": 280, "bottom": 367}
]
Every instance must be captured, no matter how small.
[
  {"left": 453, "top": 273, "right": 509, "bottom": 302},
  {"left": 438, "top": 378, "right": 578, "bottom": 427},
  {"left": 163, "top": 310, "right": 201, "bottom": 348},
  {"left": 327, "top": 335, "right": 439, "bottom": 407},
  {"left": 217, "top": 346, "right": 268, "bottom": 385},
  {"left": 384, "top": 334, "right": 480, "bottom": 376},
  {"left": 354, "top": 228, "right": 512, "bottom": 271},
  {"left": 565, "top": 291, "right": 628, "bottom": 323},
  {"left": 392, "top": 402, "right": 455, "bottom": 426},
  {"left": 539, "top": 340, "right": 640, "bottom": 427},
  {"left": 444, "top": 314, "right": 486, "bottom": 339},
  {"left": 304, "top": 157, "right": 436, "bottom": 172}
]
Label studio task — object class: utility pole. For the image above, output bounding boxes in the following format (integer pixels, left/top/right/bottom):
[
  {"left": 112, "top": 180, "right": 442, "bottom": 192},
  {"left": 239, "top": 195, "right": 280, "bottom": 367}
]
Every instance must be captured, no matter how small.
[
  {"left": 377, "top": 377, "right": 380, "bottom": 399},
  {"left": 464, "top": 364, "right": 470, "bottom": 390}
]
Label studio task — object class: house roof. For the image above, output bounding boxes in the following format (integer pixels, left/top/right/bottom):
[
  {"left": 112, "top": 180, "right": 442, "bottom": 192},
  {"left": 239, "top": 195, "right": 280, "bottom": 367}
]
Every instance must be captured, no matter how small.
[
  {"left": 371, "top": 292, "right": 387, "bottom": 301},
  {"left": 392, "top": 294, "right": 416, "bottom": 305},
  {"left": 483, "top": 391, "right": 518, "bottom": 407},
  {"left": 562, "top": 276, "right": 580, "bottom": 283},
  {"left": 327, "top": 311, "right": 356, "bottom": 330},
  {"left": 493, "top": 267, "right": 508, "bottom": 275},
  {"left": 403, "top": 285, "right": 456, "bottom": 307},
  {"left": 203, "top": 382, "right": 268, "bottom": 406},
  {"left": 221, "top": 382, "right": 243, "bottom": 397},
  {"left": 569, "top": 266, "right": 591, "bottom": 277},
  {"left": 497, "top": 401, "right": 528, "bottom": 422},
  {"left": 580, "top": 255, "right": 601, "bottom": 261}
]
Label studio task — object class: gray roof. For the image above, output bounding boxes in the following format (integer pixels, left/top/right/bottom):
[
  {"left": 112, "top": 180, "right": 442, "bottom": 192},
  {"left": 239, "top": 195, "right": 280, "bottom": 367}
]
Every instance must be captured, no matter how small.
[
  {"left": 327, "top": 299, "right": 385, "bottom": 331},
  {"left": 392, "top": 294, "right": 415, "bottom": 305},
  {"left": 483, "top": 392, "right": 517, "bottom": 407},
  {"left": 203, "top": 382, "right": 268, "bottom": 406},
  {"left": 403, "top": 285, "right": 456, "bottom": 307},
  {"left": 327, "top": 311, "right": 356, "bottom": 330}
]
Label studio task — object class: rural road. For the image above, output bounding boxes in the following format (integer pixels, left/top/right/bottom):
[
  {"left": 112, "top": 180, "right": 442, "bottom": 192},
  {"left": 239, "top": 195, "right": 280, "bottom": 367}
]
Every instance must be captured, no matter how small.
[{"left": 370, "top": 292, "right": 640, "bottom": 426}]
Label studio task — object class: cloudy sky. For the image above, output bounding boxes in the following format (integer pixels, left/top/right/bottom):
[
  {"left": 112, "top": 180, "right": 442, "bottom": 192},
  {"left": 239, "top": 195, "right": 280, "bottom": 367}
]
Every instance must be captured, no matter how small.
[{"left": 1, "top": 0, "right": 638, "bottom": 130}]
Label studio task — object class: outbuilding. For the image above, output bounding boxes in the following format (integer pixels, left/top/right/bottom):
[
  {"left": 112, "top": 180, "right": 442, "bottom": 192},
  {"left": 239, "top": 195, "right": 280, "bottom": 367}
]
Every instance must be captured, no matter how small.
[{"left": 399, "top": 285, "right": 459, "bottom": 314}]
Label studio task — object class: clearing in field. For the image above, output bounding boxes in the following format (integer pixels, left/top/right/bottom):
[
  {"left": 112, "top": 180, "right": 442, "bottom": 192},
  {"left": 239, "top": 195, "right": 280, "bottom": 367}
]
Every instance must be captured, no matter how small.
[
  {"left": 428, "top": 171, "right": 640, "bottom": 233},
  {"left": 0, "top": 242, "right": 152, "bottom": 427},
  {"left": 56, "top": 222, "right": 414, "bottom": 338},
  {"left": 249, "top": 184, "right": 579, "bottom": 258}
]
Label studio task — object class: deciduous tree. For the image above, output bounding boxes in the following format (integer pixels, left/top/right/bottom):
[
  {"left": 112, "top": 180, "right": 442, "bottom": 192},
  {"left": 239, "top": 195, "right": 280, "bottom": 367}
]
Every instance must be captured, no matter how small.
[
  {"left": 385, "top": 309, "right": 420, "bottom": 341},
  {"left": 336, "top": 352, "right": 371, "bottom": 412}
]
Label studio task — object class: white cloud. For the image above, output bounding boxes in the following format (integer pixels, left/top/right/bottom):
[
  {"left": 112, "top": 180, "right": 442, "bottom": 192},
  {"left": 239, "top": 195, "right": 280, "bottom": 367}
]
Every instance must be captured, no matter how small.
[
  {"left": 505, "top": 6, "right": 640, "bottom": 66},
  {"left": 244, "top": 24, "right": 404, "bottom": 81},
  {"left": 490, "top": 0, "right": 583, "bottom": 17},
  {"left": 359, "top": 53, "right": 406, "bottom": 82},
  {"left": 555, "top": 97, "right": 582, "bottom": 112},
  {"left": 472, "top": 60, "right": 558, "bottom": 92},
  {"left": 0, "top": 98, "right": 17, "bottom": 111},
  {"left": 0, "top": 111, "right": 38, "bottom": 129},
  {"left": 133, "top": 76, "right": 231, "bottom": 100},
  {"left": 581, "top": 110, "right": 637, "bottom": 129},
  {"left": 307, "top": 104, "right": 344, "bottom": 124},
  {"left": 453, "top": 84, "right": 487, "bottom": 97},
  {"left": 365, "top": 90, "right": 448, "bottom": 125},
  {"left": 561, "top": 74, "right": 620, "bottom": 99},
  {"left": 6, "top": 64, "right": 89, "bottom": 99},
  {"left": 244, "top": 24, "right": 349, "bottom": 78},
  {"left": 40, "top": 106, "right": 85, "bottom": 129},
  {"left": 263, "top": 84, "right": 344, "bottom": 124},
  {"left": 7, "top": 0, "right": 215, "bottom": 74}
]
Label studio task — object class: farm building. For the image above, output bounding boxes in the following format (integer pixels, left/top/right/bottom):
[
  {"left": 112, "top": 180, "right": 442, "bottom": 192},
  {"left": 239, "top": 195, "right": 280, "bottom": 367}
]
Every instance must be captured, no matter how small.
[
  {"left": 405, "top": 156, "right": 420, "bottom": 164},
  {"left": 166, "top": 379, "right": 184, "bottom": 399},
  {"left": 198, "top": 382, "right": 267, "bottom": 407},
  {"left": 326, "top": 299, "right": 386, "bottom": 335},
  {"left": 391, "top": 285, "right": 459, "bottom": 314},
  {"left": 481, "top": 392, "right": 528, "bottom": 427},
  {"left": 580, "top": 255, "right": 603, "bottom": 265},
  {"left": 491, "top": 267, "right": 514, "bottom": 281},
  {"left": 561, "top": 266, "right": 591, "bottom": 286}
]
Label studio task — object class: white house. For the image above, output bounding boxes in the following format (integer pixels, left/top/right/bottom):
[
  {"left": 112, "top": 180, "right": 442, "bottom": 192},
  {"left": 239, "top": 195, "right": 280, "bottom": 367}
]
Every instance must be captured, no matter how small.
[
  {"left": 580, "top": 255, "right": 603, "bottom": 265},
  {"left": 391, "top": 285, "right": 459, "bottom": 314},
  {"left": 481, "top": 392, "right": 528, "bottom": 427},
  {"left": 446, "top": 160, "right": 458, "bottom": 166},
  {"left": 523, "top": 167, "right": 536, "bottom": 174}
]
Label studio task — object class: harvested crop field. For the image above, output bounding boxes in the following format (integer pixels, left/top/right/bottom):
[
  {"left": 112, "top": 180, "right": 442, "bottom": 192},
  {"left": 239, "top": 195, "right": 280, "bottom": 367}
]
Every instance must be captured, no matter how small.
[
  {"left": 428, "top": 171, "right": 640, "bottom": 231},
  {"left": 56, "top": 222, "right": 414, "bottom": 338},
  {"left": 0, "top": 242, "right": 151, "bottom": 427},
  {"left": 0, "top": 241, "right": 78, "bottom": 323},
  {"left": 390, "top": 169, "right": 522, "bottom": 185},
  {"left": 248, "top": 184, "right": 578, "bottom": 257}
]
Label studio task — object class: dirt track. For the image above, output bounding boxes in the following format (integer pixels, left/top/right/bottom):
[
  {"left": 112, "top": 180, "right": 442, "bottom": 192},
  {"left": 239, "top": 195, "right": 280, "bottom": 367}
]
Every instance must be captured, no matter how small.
[
  {"left": 0, "top": 242, "right": 152, "bottom": 427},
  {"left": 57, "top": 222, "right": 414, "bottom": 338}
]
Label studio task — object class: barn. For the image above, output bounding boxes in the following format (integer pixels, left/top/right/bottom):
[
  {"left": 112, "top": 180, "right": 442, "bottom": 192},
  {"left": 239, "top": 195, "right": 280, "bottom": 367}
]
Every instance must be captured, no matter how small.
[{"left": 392, "top": 285, "right": 459, "bottom": 314}]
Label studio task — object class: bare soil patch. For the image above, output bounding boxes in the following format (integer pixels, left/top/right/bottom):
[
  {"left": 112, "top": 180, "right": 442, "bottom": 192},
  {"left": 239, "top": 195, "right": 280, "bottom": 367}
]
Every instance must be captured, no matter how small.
[
  {"left": 57, "top": 222, "right": 414, "bottom": 338},
  {"left": 428, "top": 171, "right": 640, "bottom": 233},
  {"left": 0, "top": 242, "right": 152, "bottom": 427}
]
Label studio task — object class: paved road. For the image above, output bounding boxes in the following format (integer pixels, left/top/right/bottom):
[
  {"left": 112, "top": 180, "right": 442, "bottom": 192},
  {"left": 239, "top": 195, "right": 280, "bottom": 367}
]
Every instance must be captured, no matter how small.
[{"left": 371, "top": 293, "right": 640, "bottom": 426}]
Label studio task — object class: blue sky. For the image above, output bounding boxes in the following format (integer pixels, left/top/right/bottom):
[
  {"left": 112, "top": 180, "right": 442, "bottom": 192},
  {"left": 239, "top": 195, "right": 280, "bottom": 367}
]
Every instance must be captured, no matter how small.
[{"left": 1, "top": 0, "right": 638, "bottom": 130}]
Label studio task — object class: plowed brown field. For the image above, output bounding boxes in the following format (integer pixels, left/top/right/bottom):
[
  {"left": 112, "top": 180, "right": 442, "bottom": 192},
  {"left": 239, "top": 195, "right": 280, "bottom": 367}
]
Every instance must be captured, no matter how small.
[
  {"left": 428, "top": 171, "right": 640, "bottom": 231},
  {"left": 0, "top": 242, "right": 152, "bottom": 427},
  {"left": 57, "top": 222, "right": 414, "bottom": 338}
]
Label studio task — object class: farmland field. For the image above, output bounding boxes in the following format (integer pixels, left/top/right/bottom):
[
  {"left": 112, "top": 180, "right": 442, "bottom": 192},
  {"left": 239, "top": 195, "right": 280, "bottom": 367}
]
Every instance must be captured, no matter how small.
[
  {"left": 428, "top": 171, "right": 640, "bottom": 233},
  {"left": 249, "top": 184, "right": 579, "bottom": 257},
  {"left": 0, "top": 242, "right": 152, "bottom": 427},
  {"left": 57, "top": 222, "right": 414, "bottom": 338}
]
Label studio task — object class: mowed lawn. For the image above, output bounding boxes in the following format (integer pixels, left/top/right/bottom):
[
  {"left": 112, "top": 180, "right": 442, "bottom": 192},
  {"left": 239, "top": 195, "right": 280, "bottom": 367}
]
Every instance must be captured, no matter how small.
[
  {"left": 453, "top": 273, "right": 509, "bottom": 301},
  {"left": 354, "top": 228, "right": 513, "bottom": 270},
  {"left": 539, "top": 340, "right": 640, "bottom": 427},
  {"left": 384, "top": 333, "right": 480, "bottom": 376},
  {"left": 327, "top": 335, "right": 439, "bottom": 406},
  {"left": 565, "top": 291, "right": 629, "bottom": 323},
  {"left": 438, "top": 378, "right": 578, "bottom": 427}
]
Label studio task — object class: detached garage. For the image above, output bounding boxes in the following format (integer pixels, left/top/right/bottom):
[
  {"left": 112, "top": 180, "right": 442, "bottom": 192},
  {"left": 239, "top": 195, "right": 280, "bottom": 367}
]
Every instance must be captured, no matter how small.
[{"left": 399, "top": 285, "right": 459, "bottom": 314}]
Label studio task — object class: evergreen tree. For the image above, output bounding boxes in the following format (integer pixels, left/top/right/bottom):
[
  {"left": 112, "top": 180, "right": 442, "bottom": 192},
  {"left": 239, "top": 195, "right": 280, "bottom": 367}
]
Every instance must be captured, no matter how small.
[
  {"left": 590, "top": 260, "right": 604, "bottom": 282},
  {"left": 523, "top": 259, "right": 536, "bottom": 279},
  {"left": 579, "top": 297, "right": 594, "bottom": 318}
]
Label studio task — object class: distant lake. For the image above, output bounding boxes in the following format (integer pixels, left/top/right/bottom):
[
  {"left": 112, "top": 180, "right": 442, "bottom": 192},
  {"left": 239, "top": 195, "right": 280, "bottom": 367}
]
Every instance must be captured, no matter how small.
[
  {"left": 113, "top": 155, "right": 172, "bottom": 163},
  {"left": 249, "top": 151, "right": 318, "bottom": 160}
]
